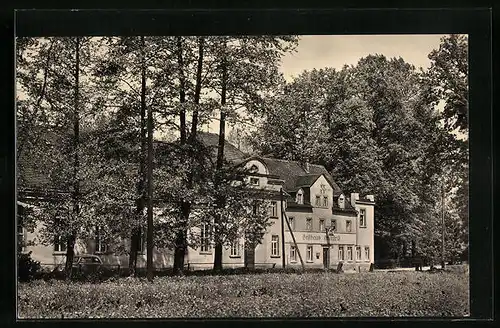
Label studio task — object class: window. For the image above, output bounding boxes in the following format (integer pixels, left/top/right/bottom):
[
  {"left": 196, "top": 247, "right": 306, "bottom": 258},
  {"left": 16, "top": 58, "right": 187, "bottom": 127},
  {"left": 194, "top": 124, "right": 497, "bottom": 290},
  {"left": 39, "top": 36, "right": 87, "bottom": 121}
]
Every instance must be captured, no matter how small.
[
  {"left": 200, "top": 223, "right": 211, "bottom": 253},
  {"left": 271, "top": 235, "right": 279, "bottom": 257},
  {"left": 137, "top": 228, "right": 145, "bottom": 253},
  {"left": 347, "top": 246, "right": 353, "bottom": 261},
  {"left": 250, "top": 178, "right": 260, "bottom": 186},
  {"left": 346, "top": 220, "right": 352, "bottom": 232},
  {"left": 331, "top": 219, "right": 337, "bottom": 231},
  {"left": 17, "top": 224, "right": 25, "bottom": 253},
  {"left": 338, "top": 246, "right": 344, "bottom": 261},
  {"left": 269, "top": 201, "right": 278, "bottom": 218},
  {"left": 288, "top": 217, "right": 295, "bottom": 230},
  {"left": 54, "top": 235, "right": 66, "bottom": 252},
  {"left": 296, "top": 189, "right": 303, "bottom": 204},
  {"left": 365, "top": 246, "right": 370, "bottom": 260},
  {"left": 306, "top": 245, "right": 313, "bottom": 262},
  {"left": 290, "top": 245, "right": 297, "bottom": 262},
  {"left": 230, "top": 239, "right": 240, "bottom": 257},
  {"left": 249, "top": 165, "right": 259, "bottom": 173},
  {"left": 306, "top": 218, "right": 312, "bottom": 231},
  {"left": 95, "top": 226, "right": 108, "bottom": 253},
  {"left": 319, "top": 219, "right": 325, "bottom": 232},
  {"left": 338, "top": 195, "right": 345, "bottom": 208},
  {"left": 356, "top": 246, "right": 361, "bottom": 261},
  {"left": 323, "top": 196, "right": 328, "bottom": 207},
  {"left": 315, "top": 195, "right": 321, "bottom": 206},
  {"left": 359, "top": 209, "right": 366, "bottom": 227},
  {"left": 252, "top": 202, "right": 260, "bottom": 215}
]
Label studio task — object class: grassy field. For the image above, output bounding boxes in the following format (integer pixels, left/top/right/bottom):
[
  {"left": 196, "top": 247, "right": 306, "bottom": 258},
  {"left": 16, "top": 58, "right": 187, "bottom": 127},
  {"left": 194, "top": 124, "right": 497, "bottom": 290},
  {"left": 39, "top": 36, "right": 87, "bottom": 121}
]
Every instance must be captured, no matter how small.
[{"left": 18, "top": 269, "right": 469, "bottom": 318}]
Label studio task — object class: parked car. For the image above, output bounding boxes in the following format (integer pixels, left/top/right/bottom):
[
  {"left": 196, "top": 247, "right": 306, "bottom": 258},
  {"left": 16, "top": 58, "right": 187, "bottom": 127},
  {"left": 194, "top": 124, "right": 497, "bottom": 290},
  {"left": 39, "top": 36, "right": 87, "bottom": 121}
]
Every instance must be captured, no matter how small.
[{"left": 54, "top": 254, "right": 107, "bottom": 276}]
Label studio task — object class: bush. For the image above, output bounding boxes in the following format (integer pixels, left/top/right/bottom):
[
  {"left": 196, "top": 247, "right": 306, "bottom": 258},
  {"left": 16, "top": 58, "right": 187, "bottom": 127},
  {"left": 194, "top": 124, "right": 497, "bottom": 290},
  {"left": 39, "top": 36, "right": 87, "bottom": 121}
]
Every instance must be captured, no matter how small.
[{"left": 18, "top": 252, "right": 41, "bottom": 282}]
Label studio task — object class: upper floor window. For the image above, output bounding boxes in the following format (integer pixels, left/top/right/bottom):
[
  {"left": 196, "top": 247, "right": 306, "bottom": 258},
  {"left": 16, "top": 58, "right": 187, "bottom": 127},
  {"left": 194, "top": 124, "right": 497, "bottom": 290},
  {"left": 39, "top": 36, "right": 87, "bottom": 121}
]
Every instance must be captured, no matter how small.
[
  {"left": 322, "top": 196, "right": 328, "bottom": 207},
  {"left": 319, "top": 219, "right": 325, "bottom": 232},
  {"left": 306, "top": 218, "right": 313, "bottom": 231},
  {"left": 250, "top": 177, "right": 260, "bottom": 186},
  {"left": 288, "top": 217, "right": 295, "bottom": 230},
  {"left": 359, "top": 208, "right": 366, "bottom": 227},
  {"left": 346, "top": 220, "right": 352, "bottom": 232},
  {"left": 331, "top": 219, "right": 337, "bottom": 231},
  {"left": 269, "top": 201, "right": 278, "bottom": 218},
  {"left": 320, "top": 184, "right": 327, "bottom": 194},
  {"left": 315, "top": 195, "right": 321, "bottom": 206},
  {"left": 296, "top": 189, "right": 304, "bottom": 204}
]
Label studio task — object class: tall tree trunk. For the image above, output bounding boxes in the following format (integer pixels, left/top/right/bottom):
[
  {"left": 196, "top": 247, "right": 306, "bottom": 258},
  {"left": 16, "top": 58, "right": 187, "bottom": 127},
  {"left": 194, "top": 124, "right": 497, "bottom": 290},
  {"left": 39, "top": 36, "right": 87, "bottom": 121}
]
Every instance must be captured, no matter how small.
[
  {"left": 145, "top": 34, "right": 154, "bottom": 282},
  {"left": 213, "top": 40, "right": 228, "bottom": 272},
  {"left": 129, "top": 36, "right": 147, "bottom": 277},
  {"left": 65, "top": 37, "right": 80, "bottom": 278},
  {"left": 177, "top": 37, "right": 187, "bottom": 144},
  {"left": 173, "top": 36, "right": 205, "bottom": 274}
]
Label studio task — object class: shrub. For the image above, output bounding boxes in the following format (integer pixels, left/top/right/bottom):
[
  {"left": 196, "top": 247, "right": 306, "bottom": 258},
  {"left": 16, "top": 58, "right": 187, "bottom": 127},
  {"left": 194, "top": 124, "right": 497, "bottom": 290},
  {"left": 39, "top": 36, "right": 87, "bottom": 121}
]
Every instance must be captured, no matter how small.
[{"left": 18, "top": 252, "right": 41, "bottom": 282}]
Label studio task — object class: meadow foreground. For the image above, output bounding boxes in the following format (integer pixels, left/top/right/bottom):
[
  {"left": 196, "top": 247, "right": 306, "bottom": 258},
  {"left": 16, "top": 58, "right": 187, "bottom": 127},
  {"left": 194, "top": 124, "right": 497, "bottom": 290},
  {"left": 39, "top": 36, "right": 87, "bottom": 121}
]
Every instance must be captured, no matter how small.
[{"left": 18, "top": 269, "right": 469, "bottom": 319}]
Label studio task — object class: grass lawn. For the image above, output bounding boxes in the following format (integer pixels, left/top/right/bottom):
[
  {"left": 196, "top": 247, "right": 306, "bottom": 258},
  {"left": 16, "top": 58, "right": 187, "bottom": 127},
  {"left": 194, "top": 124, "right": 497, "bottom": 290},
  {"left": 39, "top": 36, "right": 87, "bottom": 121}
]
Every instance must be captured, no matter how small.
[{"left": 18, "top": 269, "right": 469, "bottom": 318}]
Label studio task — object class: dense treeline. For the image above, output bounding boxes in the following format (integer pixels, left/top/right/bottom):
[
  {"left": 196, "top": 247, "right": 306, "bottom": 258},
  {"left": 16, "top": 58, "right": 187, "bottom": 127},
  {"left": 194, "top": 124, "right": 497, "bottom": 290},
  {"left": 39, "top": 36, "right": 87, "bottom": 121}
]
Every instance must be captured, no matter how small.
[{"left": 248, "top": 35, "right": 468, "bottom": 265}]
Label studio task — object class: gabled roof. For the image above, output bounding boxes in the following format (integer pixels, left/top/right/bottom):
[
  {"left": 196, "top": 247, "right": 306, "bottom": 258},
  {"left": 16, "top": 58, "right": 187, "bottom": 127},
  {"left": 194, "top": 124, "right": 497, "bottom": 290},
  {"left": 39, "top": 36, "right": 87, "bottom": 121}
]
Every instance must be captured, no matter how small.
[{"left": 242, "top": 156, "right": 343, "bottom": 195}]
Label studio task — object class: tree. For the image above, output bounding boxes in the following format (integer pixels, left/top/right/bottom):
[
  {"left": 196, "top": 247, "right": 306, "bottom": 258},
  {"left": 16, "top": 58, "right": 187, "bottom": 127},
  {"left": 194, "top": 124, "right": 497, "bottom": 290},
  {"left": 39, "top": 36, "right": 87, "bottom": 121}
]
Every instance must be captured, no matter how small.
[
  {"left": 426, "top": 34, "right": 468, "bottom": 133},
  {"left": 206, "top": 36, "right": 299, "bottom": 271}
]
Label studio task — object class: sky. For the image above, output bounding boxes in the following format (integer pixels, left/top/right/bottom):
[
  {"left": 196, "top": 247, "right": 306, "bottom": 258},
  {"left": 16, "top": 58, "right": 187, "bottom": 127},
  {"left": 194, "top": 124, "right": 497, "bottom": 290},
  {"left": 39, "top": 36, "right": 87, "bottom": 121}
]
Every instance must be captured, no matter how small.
[
  {"left": 279, "top": 34, "right": 446, "bottom": 81},
  {"left": 203, "top": 34, "right": 448, "bottom": 134}
]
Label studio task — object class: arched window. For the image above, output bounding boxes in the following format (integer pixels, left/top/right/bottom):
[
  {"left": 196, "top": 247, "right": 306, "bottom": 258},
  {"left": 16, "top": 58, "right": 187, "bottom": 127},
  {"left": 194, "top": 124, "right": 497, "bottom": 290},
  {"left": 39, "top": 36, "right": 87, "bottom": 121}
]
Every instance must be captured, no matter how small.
[{"left": 296, "top": 189, "right": 304, "bottom": 204}]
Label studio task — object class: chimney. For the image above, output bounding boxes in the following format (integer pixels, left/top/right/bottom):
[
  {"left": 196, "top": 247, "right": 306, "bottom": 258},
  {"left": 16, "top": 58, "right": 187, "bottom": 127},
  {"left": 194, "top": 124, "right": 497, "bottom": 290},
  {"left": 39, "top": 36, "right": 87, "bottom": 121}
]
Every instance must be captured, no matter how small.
[
  {"left": 366, "top": 194, "right": 375, "bottom": 202},
  {"left": 301, "top": 157, "right": 310, "bottom": 173},
  {"left": 350, "top": 193, "right": 359, "bottom": 207}
]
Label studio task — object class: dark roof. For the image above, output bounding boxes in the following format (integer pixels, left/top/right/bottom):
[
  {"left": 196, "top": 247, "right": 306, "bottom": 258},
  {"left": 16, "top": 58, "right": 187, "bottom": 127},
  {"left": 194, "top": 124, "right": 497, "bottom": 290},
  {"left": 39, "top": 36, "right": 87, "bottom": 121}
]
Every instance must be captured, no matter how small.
[
  {"left": 254, "top": 157, "right": 343, "bottom": 195},
  {"left": 196, "top": 132, "right": 247, "bottom": 163},
  {"left": 294, "top": 174, "right": 322, "bottom": 189}
]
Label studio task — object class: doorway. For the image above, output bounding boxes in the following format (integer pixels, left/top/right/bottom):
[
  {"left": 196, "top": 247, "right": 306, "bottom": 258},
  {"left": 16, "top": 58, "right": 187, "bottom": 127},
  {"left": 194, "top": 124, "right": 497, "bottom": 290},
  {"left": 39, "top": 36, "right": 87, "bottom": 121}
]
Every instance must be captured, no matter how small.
[{"left": 323, "top": 247, "right": 330, "bottom": 269}]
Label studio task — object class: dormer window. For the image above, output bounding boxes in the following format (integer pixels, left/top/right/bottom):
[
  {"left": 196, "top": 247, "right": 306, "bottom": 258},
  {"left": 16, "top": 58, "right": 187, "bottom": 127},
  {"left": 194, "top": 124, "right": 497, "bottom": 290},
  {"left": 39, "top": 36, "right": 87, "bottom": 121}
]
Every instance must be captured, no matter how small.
[
  {"left": 296, "top": 189, "right": 304, "bottom": 204},
  {"left": 250, "top": 178, "right": 260, "bottom": 186},
  {"left": 338, "top": 194, "right": 345, "bottom": 209}
]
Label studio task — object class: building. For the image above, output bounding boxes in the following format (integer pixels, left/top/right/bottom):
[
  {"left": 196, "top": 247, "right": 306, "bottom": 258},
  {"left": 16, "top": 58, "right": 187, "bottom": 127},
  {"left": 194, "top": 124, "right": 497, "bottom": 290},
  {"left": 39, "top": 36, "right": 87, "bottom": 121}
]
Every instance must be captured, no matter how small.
[{"left": 17, "top": 132, "right": 374, "bottom": 271}]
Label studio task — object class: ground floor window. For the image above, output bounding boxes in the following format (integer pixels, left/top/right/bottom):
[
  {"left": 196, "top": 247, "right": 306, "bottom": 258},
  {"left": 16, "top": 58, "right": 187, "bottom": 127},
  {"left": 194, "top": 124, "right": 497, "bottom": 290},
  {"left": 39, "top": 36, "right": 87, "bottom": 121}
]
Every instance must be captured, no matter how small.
[
  {"left": 271, "top": 235, "right": 279, "bottom": 257},
  {"left": 356, "top": 246, "right": 361, "bottom": 261},
  {"left": 338, "top": 246, "right": 344, "bottom": 261},
  {"left": 200, "top": 223, "right": 212, "bottom": 253},
  {"left": 306, "top": 245, "right": 313, "bottom": 262},
  {"left": 365, "top": 246, "right": 370, "bottom": 261},
  {"left": 54, "top": 235, "right": 66, "bottom": 252},
  {"left": 347, "top": 246, "right": 353, "bottom": 261},
  {"left": 17, "top": 224, "right": 25, "bottom": 253},
  {"left": 230, "top": 239, "right": 240, "bottom": 257},
  {"left": 290, "top": 245, "right": 297, "bottom": 262},
  {"left": 95, "top": 226, "right": 108, "bottom": 253}
]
